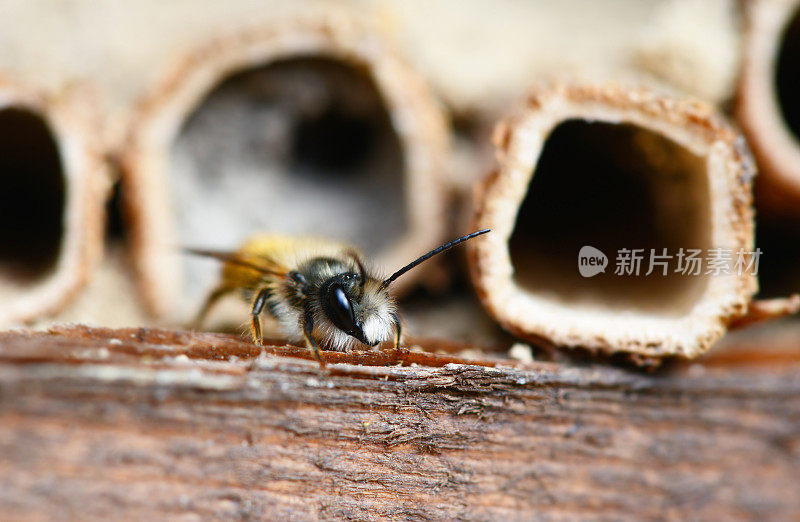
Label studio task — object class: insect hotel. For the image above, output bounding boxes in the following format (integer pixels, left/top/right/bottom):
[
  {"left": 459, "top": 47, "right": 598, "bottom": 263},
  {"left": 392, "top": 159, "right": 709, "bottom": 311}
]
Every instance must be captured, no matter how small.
[{"left": 1, "top": 1, "right": 799, "bottom": 519}]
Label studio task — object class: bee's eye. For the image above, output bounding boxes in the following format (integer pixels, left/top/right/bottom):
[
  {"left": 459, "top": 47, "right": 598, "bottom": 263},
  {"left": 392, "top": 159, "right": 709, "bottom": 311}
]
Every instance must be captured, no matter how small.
[{"left": 325, "top": 284, "right": 356, "bottom": 333}]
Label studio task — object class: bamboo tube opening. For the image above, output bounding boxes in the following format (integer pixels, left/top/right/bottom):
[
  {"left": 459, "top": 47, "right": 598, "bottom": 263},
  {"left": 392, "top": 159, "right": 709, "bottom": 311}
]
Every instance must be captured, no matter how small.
[
  {"left": 0, "top": 80, "right": 109, "bottom": 327},
  {"left": 738, "top": 0, "right": 800, "bottom": 217},
  {"left": 0, "top": 108, "right": 65, "bottom": 283},
  {"left": 776, "top": 6, "right": 800, "bottom": 141},
  {"left": 121, "top": 19, "right": 448, "bottom": 318},
  {"left": 509, "top": 120, "right": 711, "bottom": 316},
  {"left": 470, "top": 83, "right": 756, "bottom": 358}
]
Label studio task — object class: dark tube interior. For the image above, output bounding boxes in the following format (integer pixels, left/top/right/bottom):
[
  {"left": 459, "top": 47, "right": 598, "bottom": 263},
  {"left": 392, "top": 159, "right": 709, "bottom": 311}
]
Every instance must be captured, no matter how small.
[
  {"left": 104, "top": 181, "right": 126, "bottom": 242},
  {"left": 777, "top": 6, "right": 800, "bottom": 141},
  {"left": 754, "top": 218, "right": 800, "bottom": 298},
  {"left": 0, "top": 108, "right": 64, "bottom": 282},
  {"left": 509, "top": 120, "right": 711, "bottom": 316},
  {"left": 775, "top": 4, "right": 800, "bottom": 140}
]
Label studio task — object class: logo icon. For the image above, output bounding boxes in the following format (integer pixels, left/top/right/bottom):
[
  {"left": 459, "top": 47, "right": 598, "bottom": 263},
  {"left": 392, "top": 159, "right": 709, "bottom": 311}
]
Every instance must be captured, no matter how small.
[{"left": 578, "top": 246, "right": 607, "bottom": 278}]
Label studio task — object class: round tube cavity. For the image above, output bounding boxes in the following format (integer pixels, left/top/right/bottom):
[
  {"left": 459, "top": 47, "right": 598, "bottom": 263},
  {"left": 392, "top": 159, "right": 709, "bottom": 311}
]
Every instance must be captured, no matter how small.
[
  {"left": 738, "top": 0, "right": 800, "bottom": 217},
  {"left": 121, "top": 17, "right": 449, "bottom": 319}
]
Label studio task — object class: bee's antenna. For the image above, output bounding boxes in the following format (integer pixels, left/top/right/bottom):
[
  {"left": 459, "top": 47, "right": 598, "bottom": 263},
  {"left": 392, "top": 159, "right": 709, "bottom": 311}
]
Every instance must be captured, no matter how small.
[
  {"left": 379, "top": 229, "right": 490, "bottom": 290},
  {"left": 184, "top": 248, "right": 286, "bottom": 277}
]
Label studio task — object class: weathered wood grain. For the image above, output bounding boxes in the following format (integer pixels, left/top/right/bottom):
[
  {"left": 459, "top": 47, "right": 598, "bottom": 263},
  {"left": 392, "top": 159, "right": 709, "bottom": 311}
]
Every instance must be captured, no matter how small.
[{"left": 0, "top": 325, "right": 798, "bottom": 521}]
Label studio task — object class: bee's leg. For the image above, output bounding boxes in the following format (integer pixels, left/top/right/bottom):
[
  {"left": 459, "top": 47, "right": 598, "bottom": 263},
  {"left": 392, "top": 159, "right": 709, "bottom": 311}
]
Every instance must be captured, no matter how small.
[
  {"left": 391, "top": 312, "right": 403, "bottom": 350},
  {"left": 302, "top": 312, "right": 326, "bottom": 368},
  {"left": 249, "top": 289, "right": 269, "bottom": 346},
  {"left": 193, "top": 286, "right": 234, "bottom": 329}
]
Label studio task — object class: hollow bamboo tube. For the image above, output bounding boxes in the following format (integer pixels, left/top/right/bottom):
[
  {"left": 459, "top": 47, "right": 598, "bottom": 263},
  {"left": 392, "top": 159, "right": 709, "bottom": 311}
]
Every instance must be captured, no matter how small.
[
  {"left": 737, "top": 0, "right": 800, "bottom": 217},
  {"left": 468, "top": 82, "right": 759, "bottom": 359},
  {"left": 0, "top": 78, "right": 109, "bottom": 326},
  {"left": 120, "top": 16, "right": 449, "bottom": 319}
]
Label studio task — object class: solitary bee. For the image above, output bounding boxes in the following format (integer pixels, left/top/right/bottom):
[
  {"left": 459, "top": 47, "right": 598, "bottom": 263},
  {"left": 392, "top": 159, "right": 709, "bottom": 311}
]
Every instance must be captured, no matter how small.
[{"left": 189, "top": 229, "right": 489, "bottom": 366}]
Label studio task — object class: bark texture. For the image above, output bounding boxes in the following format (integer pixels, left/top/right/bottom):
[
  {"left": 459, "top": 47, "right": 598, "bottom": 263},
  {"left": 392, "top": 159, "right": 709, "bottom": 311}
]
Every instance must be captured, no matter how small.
[{"left": 0, "top": 325, "right": 799, "bottom": 521}]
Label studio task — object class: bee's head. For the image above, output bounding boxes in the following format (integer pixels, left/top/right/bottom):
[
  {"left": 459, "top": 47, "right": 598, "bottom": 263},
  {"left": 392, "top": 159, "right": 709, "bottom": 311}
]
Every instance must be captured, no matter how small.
[
  {"left": 317, "top": 230, "right": 490, "bottom": 348},
  {"left": 319, "top": 272, "right": 396, "bottom": 347}
]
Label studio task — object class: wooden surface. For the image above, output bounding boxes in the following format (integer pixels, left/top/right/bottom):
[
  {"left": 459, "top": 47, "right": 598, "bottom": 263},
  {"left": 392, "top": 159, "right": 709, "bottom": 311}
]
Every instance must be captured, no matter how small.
[{"left": 0, "top": 324, "right": 799, "bottom": 521}]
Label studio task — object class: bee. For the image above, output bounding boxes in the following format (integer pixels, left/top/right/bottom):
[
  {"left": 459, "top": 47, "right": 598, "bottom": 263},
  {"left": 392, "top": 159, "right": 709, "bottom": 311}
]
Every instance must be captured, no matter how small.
[{"left": 188, "top": 229, "right": 490, "bottom": 366}]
